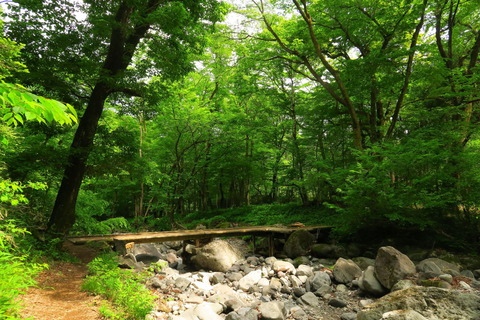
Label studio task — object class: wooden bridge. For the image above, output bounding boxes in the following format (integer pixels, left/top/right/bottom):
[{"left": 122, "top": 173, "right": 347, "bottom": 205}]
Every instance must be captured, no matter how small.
[{"left": 68, "top": 225, "right": 332, "bottom": 256}]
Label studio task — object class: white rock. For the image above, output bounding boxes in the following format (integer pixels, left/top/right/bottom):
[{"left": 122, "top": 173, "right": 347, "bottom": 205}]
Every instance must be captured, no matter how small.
[{"left": 239, "top": 270, "right": 262, "bottom": 291}]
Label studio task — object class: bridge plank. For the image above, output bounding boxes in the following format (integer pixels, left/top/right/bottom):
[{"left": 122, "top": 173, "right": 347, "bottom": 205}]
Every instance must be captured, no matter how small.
[{"left": 67, "top": 225, "right": 331, "bottom": 245}]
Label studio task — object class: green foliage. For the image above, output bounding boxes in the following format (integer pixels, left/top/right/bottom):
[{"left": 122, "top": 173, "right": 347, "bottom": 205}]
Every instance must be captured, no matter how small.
[
  {"left": 0, "top": 82, "right": 78, "bottom": 127},
  {"left": 182, "top": 203, "right": 331, "bottom": 228},
  {"left": 0, "top": 216, "right": 46, "bottom": 319},
  {"left": 82, "top": 253, "right": 155, "bottom": 320}
]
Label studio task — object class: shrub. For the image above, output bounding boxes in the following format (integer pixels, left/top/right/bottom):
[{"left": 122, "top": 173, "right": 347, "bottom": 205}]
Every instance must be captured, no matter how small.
[
  {"left": 82, "top": 253, "right": 155, "bottom": 320},
  {"left": 0, "top": 217, "right": 46, "bottom": 319}
]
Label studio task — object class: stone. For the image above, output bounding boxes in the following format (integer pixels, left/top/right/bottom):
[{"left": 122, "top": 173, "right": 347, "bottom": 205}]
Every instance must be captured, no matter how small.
[
  {"left": 308, "top": 271, "right": 331, "bottom": 291},
  {"left": 461, "top": 270, "right": 475, "bottom": 279},
  {"left": 265, "top": 257, "right": 277, "bottom": 265},
  {"left": 438, "top": 274, "right": 453, "bottom": 284},
  {"left": 416, "top": 258, "right": 460, "bottom": 274},
  {"left": 293, "top": 287, "right": 306, "bottom": 297},
  {"left": 293, "top": 256, "right": 310, "bottom": 267},
  {"left": 226, "top": 312, "right": 242, "bottom": 320},
  {"left": 333, "top": 257, "right": 362, "bottom": 284},
  {"left": 358, "top": 266, "right": 387, "bottom": 296},
  {"left": 352, "top": 257, "right": 375, "bottom": 270},
  {"left": 336, "top": 284, "right": 348, "bottom": 292},
  {"left": 474, "top": 269, "right": 480, "bottom": 279},
  {"left": 296, "top": 264, "right": 313, "bottom": 277},
  {"left": 227, "top": 272, "right": 243, "bottom": 282},
  {"left": 270, "top": 277, "right": 282, "bottom": 291},
  {"left": 340, "top": 312, "right": 357, "bottom": 320},
  {"left": 299, "top": 292, "right": 319, "bottom": 307},
  {"left": 375, "top": 246, "right": 416, "bottom": 289},
  {"left": 357, "top": 286, "right": 480, "bottom": 320},
  {"left": 191, "top": 240, "right": 244, "bottom": 272},
  {"left": 290, "top": 306, "right": 308, "bottom": 320},
  {"left": 239, "top": 270, "right": 262, "bottom": 291},
  {"left": 211, "top": 272, "right": 225, "bottom": 284},
  {"left": 273, "top": 260, "right": 296, "bottom": 274},
  {"left": 391, "top": 280, "right": 416, "bottom": 292},
  {"left": 193, "top": 302, "right": 223, "bottom": 320},
  {"left": 133, "top": 243, "right": 163, "bottom": 264},
  {"left": 415, "top": 260, "right": 442, "bottom": 276},
  {"left": 258, "top": 301, "right": 286, "bottom": 320},
  {"left": 329, "top": 298, "right": 348, "bottom": 308},
  {"left": 175, "top": 277, "right": 192, "bottom": 290},
  {"left": 382, "top": 310, "right": 428, "bottom": 320},
  {"left": 258, "top": 277, "right": 270, "bottom": 287},
  {"left": 284, "top": 230, "right": 315, "bottom": 259},
  {"left": 288, "top": 275, "right": 303, "bottom": 288}
]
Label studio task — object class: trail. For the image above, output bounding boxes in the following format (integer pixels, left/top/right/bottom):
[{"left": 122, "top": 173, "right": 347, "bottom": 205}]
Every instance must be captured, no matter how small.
[{"left": 19, "top": 243, "right": 102, "bottom": 320}]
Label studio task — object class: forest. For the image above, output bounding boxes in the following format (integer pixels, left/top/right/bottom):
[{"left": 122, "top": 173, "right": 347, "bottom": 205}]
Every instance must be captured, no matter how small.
[{"left": 1, "top": 0, "right": 480, "bottom": 249}]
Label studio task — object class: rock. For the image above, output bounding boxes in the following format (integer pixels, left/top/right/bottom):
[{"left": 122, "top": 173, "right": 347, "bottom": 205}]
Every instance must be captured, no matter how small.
[
  {"left": 333, "top": 257, "right": 362, "bottom": 284},
  {"left": 415, "top": 260, "right": 441, "bottom": 276},
  {"left": 227, "top": 272, "right": 243, "bottom": 282},
  {"left": 293, "top": 287, "right": 306, "bottom": 297},
  {"left": 211, "top": 272, "right": 225, "bottom": 284},
  {"left": 284, "top": 230, "right": 315, "bottom": 258},
  {"left": 308, "top": 271, "right": 331, "bottom": 291},
  {"left": 358, "top": 266, "right": 387, "bottom": 296},
  {"left": 258, "top": 301, "right": 286, "bottom": 320},
  {"left": 311, "top": 243, "right": 345, "bottom": 258},
  {"left": 357, "top": 286, "right": 480, "bottom": 320},
  {"left": 133, "top": 243, "right": 163, "bottom": 264},
  {"left": 391, "top": 280, "right": 416, "bottom": 292},
  {"left": 191, "top": 240, "right": 244, "bottom": 272},
  {"left": 273, "top": 260, "right": 296, "bottom": 274},
  {"left": 438, "top": 274, "right": 453, "bottom": 284},
  {"left": 329, "top": 298, "right": 348, "bottom": 308},
  {"left": 258, "top": 277, "right": 270, "bottom": 287},
  {"left": 418, "top": 279, "right": 451, "bottom": 289},
  {"left": 416, "top": 258, "right": 460, "bottom": 274},
  {"left": 226, "top": 312, "right": 242, "bottom": 320},
  {"left": 270, "top": 277, "right": 282, "bottom": 291},
  {"left": 341, "top": 312, "right": 357, "bottom": 320},
  {"left": 474, "top": 269, "right": 480, "bottom": 279},
  {"left": 296, "top": 264, "right": 313, "bottom": 277},
  {"left": 193, "top": 302, "right": 223, "bottom": 320},
  {"left": 290, "top": 306, "right": 308, "bottom": 320},
  {"left": 175, "top": 277, "right": 192, "bottom": 290},
  {"left": 352, "top": 257, "right": 375, "bottom": 270},
  {"left": 382, "top": 310, "right": 428, "bottom": 320},
  {"left": 239, "top": 270, "right": 262, "bottom": 291},
  {"left": 461, "top": 270, "right": 475, "bottom": 279},
  {"left": 265, "top": 257, "right": 277, "bottom": 265},
  {"left": 375, "top": 246, "right": 416, "bottom": 289},
  {"left": 299, "top": 292, "right": 319, "bottom": 307},
  {"left": 336, "top": 284, "right": 348, "bottom": 292},
  {"left": 293, "top": 256, "right": 310, "bottom": 267}
]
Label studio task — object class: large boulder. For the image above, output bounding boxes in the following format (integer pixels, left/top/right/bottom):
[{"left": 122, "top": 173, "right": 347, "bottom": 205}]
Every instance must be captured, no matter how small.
[
  {"left": 333, "top": 257, "right": 362, "bottom": 284},
  {"left": 191, "top": 240, "right": 244, "bottom": 272},
  {"left": 375, "top": 246, "right": 416, "bottom": 289},
  {"left": 357, "top": 286, "right": 480, "bottom": 320},
  {"left": 283, "top": 229, "right": 315, "bottom": 258}
]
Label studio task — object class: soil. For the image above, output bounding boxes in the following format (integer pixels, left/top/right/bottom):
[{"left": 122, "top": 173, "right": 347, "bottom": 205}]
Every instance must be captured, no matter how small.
[{"left": 18, "top": 242, "right": 102, "bottom": 320}]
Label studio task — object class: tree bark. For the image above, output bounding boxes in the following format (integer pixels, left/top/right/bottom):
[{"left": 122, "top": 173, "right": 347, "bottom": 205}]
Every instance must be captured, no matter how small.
[{"left": 48, "top": 1, "right": 159, "bottom": 234}]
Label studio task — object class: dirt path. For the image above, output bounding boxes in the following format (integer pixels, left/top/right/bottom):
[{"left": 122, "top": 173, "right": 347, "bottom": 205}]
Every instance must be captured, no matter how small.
[{"left": 19, "top": 243, "right": 102, "bottom": 320}]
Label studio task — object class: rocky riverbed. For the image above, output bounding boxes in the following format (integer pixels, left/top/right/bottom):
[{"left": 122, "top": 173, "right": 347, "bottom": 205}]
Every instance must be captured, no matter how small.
[{"left": 117, "top": 233, "right": 480, "bottom": 320}]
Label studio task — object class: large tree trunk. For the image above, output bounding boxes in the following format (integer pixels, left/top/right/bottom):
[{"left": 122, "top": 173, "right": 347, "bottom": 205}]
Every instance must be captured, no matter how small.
[
  {"left": 47, "top": 1, "right": 159, "bottom": 234},
  {"left": 47, "top": 83, "right": 110, "bottom": 233}
]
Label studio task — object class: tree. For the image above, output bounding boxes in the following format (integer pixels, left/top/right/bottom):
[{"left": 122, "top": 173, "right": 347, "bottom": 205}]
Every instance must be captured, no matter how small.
[{"left": 5, "top": 0, "right": 226, "bottom": 234}]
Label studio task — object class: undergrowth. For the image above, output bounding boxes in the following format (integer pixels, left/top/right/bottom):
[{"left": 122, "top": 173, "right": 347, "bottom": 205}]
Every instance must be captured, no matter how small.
[
  {"left": 0, "top": 217, "right": 47, "bottom": 320},
  {"left": 82, "top": 252, "right": 155, "bottom": 320}
]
